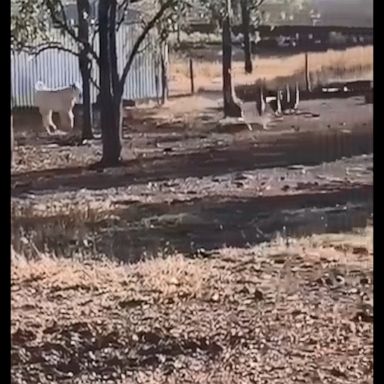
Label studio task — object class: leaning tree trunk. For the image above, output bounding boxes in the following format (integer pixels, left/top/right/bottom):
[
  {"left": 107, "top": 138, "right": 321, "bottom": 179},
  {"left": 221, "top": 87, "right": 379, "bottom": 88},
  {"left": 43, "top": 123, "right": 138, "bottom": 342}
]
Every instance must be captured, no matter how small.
[
  {"left": 77, "top": 0, "right": 93, "bottom": 140},
  {"left": 241, "top": 0, "right": 252, "bottom": 74},
  {"left": 222, "top": 0, "right": 242, "bottom": 117},
  {"left": 98, "top": 0, "right": 122, "bottom": 165}
]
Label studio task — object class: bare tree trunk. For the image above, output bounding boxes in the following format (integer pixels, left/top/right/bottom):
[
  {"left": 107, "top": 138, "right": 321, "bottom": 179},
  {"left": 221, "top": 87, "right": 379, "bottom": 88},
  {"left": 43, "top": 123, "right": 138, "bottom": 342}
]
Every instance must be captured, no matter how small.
[
  {"left": 98, "top": 0, "right": 121, "bottom": 165},
  {"left": 232, "top": 0, "right": 241, "bottom": 23},
  {"left": 11, "top": 115, "right": 14, "bottom": 165},
  {"left": 305, "top": 52, "right": 311, "bottom": 92},
  {"left": 176, "top": 7, "right": 181, "bottom": 46},
  {"left": 77, "top": 0, "right": 93, "bottom": 140},
  {"left": 160, "top": 42, "right": 168, "bottom": 104},
  {"left": 222, "top": 0, "right": 242, "bottom": 118},
  {"left": 101, "top": 98, "right": 122, "bottom": 165},
  {"left": 189, "top": 57, "right": 195, "bottom": 94},
  {"left": 79, "top": 61, "right": 93, "bottom": 139},
  {"left": 109, "top": 0, "right": 123, "bottom": 154},
  {"left": 241, "top": 0, "right": 252, "bottom": 74},
  {"left": 109, "top": 0, "right": 119, "bottom": 97},
  {"left": 96, "top": 0, "right": 173, "bottom": 165}
]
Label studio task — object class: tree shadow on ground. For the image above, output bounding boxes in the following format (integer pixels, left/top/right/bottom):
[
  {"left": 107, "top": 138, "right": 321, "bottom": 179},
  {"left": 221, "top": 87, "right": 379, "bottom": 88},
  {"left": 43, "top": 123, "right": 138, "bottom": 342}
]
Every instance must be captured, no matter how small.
[
  {"left": 12, "top": 127, "right": 372, "bottom": 196},
  {"left": 13, "top": 182, "right": 372, "bottom": 262}
]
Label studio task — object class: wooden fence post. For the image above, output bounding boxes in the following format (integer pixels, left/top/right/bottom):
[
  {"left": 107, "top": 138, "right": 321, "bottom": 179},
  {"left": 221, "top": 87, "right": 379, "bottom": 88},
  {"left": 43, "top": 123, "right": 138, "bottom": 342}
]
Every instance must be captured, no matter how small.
[
  {"left": 189, "top": 57, "right": 195, "bottom": 95},
  {"left": 305, "top": 52, "right": 311, "bottom": 92}
]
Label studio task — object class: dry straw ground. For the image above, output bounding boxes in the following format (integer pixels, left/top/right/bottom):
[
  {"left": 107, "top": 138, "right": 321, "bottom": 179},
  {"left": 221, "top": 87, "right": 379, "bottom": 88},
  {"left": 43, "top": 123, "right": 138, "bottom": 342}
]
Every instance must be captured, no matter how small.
[
  {"left": 12, "top": 44, "right": 373, "bottom": 384},
  {"left": 170, "top": 46, "right": 373, "bottom": 94},
  {"left": 12, "top": 228, "right": 373, "bottom": 383}
]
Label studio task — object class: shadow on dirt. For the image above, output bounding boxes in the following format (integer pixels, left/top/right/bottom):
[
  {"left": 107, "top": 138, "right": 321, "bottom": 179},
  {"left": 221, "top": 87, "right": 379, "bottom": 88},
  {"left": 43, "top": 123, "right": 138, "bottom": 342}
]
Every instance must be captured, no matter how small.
[
  {"left": 12, "top": 128, "right": 372, "bottom": 196},
  {"left": 13, "top": 182, "right": 372, "bottom": 262}
]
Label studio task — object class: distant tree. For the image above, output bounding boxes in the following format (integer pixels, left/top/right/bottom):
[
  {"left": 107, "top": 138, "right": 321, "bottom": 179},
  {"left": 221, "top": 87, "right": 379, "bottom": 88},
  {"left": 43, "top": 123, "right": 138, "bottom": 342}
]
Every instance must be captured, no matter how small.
[
  {"left": 156, "top": 0, "right": 191, "bottom": 103},
  {"left": 222, "top": 0, "right": 242, "bottom": 117},
  {"left": 241, "top": 0, "right": 265, "bottom": 74},
  {"left": 196, "top": 0, "right": 265, "bottom": 74}
]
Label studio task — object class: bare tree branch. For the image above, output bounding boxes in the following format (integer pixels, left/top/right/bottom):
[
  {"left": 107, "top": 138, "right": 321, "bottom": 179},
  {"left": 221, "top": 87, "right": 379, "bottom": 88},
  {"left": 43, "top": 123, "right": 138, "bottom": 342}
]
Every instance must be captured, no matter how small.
[
  {"left": 116, "top": 0, "right": 132, "bottom": 30},
  {"left": 136, "top": 39, "right": 153, "bottom": 55},
  {"left": 122, "top": 37, "right": 153, "bottom": 68},
  {"left": 45, "top": 0, "right": 100, "bottom": 64},
  {"left": 26, "top": 42, "right": 79, "bottom": 57},
  {"left": 54, "top": 0, "right": 76, "bottom": 35},
  {"left": 249, "top": 0, "right": 265, "bottom": 12},
  {"left": 110, "top": 0, "right": 119, "bottom": 99},
  {"left": 27, "top": 41, "right": 101, "bottom": 98},
  {"left": 90, "top": 74, "right": 101, "bottom": 91},
  {"left": 90, "top": 25, "right": 99, "bottom": 51},
  {"left": 117, "top": 0, "right": 176, "bottom": 98}
]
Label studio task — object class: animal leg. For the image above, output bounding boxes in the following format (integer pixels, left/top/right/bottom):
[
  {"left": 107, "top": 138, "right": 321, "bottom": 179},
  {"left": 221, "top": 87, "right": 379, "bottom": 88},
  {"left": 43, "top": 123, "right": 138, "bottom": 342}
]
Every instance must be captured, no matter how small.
[
  {"left": 58, "top": 111, "right": 68, "bottom": 131},
  {"left": 46, "top": 110, "right": 57, "bottom": 134},
  {"left": 40, "top": 109, "right": 54, "bottom": 134},
  {"left": 59, "top": 110, "right": 74, "bottom": 131},
  {"left": 261, "top": 119, "right": 269, "bottom": 131},
  {"left": 49, "top": 114, "right": 58, "bottom": 132},
  {"left": 67, "top": 110, "right": 74, "bottom": 130}
]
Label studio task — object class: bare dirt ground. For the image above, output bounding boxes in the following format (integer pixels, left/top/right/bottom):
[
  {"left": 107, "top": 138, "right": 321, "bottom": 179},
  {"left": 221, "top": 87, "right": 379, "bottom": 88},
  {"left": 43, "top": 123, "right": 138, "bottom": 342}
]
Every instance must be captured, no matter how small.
[
  {"left": 12, "top": 228, "right": 373, "bottom": 383},
  {"left": 12, "top": 95, "right": 372, "bottom": 260},
  {"left": 12, "top": 95, "right": 372, "bottom": 261},
  {"left": 12, "top": 133, "right": 373, "bottom": 381},
  {"left": 11, "top": 47, "right": 373, "bottom": 383}
]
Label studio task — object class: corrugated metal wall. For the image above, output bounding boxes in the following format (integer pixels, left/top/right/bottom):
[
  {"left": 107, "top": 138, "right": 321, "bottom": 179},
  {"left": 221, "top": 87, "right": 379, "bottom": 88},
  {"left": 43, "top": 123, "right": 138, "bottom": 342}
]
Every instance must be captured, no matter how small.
[{"left": 11, "top": 24, "right": 162, "bottom": 107}]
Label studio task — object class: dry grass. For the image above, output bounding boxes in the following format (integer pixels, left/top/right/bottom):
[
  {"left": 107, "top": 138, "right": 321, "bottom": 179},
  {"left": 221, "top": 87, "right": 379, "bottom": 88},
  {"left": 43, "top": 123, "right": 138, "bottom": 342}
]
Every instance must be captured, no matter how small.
[
  {"left": 12, "top": 227, "right": 373, "bottom": 383},
  {"left": 170, "top": 46, "right": 373, "bottom": 94},
  {"left": 11, "top": 198, "right": 116, "bottom": 222}
]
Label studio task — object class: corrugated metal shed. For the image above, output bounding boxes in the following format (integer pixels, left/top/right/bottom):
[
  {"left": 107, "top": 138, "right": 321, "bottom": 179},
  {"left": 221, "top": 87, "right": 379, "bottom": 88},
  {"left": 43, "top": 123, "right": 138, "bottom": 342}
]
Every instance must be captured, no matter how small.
[{"left": 11, "top": 24, "right": 163, "bottom": 107}]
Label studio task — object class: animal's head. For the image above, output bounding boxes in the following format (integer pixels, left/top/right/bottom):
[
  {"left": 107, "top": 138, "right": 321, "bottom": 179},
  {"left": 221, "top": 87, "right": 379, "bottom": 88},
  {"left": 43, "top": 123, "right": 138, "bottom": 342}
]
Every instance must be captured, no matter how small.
[{"left": 71, "top": 82, "right": 82, "bottom": 98}]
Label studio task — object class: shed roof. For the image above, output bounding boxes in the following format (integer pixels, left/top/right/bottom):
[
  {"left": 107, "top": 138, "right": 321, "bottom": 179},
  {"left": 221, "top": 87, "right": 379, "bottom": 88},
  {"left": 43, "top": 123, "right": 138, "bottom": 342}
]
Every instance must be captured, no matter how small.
[{"left": 259, "top": 0, "right": 372, "bottom": 28}]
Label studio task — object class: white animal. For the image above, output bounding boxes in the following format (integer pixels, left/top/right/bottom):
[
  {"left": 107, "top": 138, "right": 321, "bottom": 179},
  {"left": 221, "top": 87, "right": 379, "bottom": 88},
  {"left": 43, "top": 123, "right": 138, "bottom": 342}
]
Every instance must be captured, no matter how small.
[
  {"left": 275, "top": 89, "right": 282, "bottom": 116},
  {"left": 293, "top": 82, "right": 300, "bottom": 111},
  {"left": 34, "top": 81, "right": 81, "bottom": 134},
  {"left": 255, "top": 82, "right": 276, "bottom": 130},
  {"left": 267, "top": 89, "right": 282, "bottom": 117},
  {"left": 281, "top": 83, "right": 300, "bottom": 114},
  {"left": 281, "top": 84, "right": 291, "bottom": 114}
]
